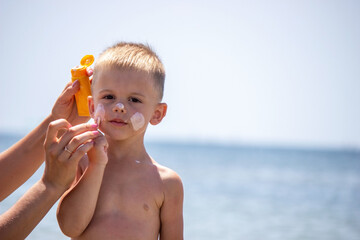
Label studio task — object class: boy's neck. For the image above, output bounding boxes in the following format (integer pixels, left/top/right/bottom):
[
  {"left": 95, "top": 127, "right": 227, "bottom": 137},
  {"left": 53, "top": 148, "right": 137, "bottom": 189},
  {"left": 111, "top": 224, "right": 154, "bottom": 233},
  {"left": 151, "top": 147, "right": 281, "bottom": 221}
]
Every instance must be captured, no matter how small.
[{"left": 105, "top": 134, "right": 149, "bottom": 163}]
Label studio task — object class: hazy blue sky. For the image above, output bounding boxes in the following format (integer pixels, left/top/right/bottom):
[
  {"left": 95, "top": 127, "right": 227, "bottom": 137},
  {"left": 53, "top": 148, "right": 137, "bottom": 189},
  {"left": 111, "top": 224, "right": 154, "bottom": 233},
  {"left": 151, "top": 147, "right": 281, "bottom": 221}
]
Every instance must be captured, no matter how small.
[{"left": 0, "top": 0, "right": 359, "bottom": 148}]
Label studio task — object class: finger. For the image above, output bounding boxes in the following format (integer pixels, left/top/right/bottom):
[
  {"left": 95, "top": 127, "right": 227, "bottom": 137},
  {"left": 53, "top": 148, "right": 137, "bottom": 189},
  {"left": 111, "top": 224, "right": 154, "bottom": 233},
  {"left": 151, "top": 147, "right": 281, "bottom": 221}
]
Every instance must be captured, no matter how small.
[
  {"left": 44, "top": 119, "right": 71, "bottom": 148},
  {"left": 94, "top": 134, "right": 108, "bottom": 148},
  {"left": 58, "top": 130, "right": 97, "bottom": 161},
  {"left": 58, "top": 122, "right": 98, "bottom": 149},
  {"left": 86, "top": 67, "right": 93, "bottom": 77},
  {"left": 61, "top": 81, "right": 73, "bottom": 93},
  {"left": 59, "top": 81, "right": 80, "bottom": 103},
  {"left": 69, "top": 141, "right": 94, "bottom": 164},
  {"left": 59, "top": 130, "right": 99, "bottom": 160},
  {"left": 67, "top": 131, "right": 99, "bottom": 151}
]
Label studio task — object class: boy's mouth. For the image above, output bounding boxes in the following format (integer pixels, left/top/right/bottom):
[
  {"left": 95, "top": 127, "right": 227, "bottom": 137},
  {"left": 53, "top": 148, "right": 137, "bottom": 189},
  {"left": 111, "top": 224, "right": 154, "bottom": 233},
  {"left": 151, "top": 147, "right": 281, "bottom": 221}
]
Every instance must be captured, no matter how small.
[{"left": 109, "top": 118, "right": 128, "bottom": 127}]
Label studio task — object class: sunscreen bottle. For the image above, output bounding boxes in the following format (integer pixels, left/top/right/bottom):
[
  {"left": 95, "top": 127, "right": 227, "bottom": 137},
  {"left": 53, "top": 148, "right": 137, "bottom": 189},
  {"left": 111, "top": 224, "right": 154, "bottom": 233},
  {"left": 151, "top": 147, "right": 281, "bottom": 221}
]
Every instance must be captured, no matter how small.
[{"left": 71, "top": 55, "right": 94, "bottom": 116}]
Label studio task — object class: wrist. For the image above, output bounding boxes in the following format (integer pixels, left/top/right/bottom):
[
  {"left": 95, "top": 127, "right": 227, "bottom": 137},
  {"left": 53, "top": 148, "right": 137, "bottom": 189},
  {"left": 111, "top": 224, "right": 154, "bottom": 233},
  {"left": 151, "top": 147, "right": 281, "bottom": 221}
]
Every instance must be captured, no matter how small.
[
  {"left": 89, "top": 160, "right": 108, "bottom": 169},
  {"left": 88, "top": 151, "right": 108, "bottom": 167},
  {"left": 49, "top": 108, "right": 60, "bottom": 121},
  {"left": 86, "top": 161, "right": 108, "bottom": 177},
  {"left": 38, "top": 178, "right": 67, "bottom": 199},
  {"left": 48, "top": 113, "right": 57, "bottom": 122}
]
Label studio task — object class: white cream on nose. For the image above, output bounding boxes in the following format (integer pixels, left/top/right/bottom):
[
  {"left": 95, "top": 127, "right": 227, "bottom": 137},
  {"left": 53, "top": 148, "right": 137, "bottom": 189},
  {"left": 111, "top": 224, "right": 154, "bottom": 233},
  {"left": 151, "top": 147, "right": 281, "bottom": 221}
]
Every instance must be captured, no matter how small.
[{"left": 115, "top": 102, "right": 125, "bottom": 112}]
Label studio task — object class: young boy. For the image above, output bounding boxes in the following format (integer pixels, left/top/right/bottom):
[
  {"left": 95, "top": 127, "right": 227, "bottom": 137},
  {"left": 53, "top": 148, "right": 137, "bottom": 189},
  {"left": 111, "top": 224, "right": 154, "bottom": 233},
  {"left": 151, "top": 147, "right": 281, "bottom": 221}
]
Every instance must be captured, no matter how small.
[{"left": 57, "top": 42, "right": 184, "bottom": 240}]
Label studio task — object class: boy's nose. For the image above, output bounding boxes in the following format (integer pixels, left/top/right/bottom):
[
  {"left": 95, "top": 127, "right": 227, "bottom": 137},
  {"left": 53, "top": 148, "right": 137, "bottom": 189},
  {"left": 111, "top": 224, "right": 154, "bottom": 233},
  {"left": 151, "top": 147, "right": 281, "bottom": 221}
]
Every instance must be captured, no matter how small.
[{"left": 113, "top": 102, "right": 126, "bottom": 113}]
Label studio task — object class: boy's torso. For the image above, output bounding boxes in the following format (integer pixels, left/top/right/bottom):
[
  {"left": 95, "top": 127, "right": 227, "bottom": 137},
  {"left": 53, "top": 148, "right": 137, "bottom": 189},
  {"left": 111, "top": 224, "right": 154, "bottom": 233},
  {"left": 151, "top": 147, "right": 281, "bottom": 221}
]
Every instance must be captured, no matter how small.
[{"left": 74, "top": 158, "right": 165, "bottom": 240}]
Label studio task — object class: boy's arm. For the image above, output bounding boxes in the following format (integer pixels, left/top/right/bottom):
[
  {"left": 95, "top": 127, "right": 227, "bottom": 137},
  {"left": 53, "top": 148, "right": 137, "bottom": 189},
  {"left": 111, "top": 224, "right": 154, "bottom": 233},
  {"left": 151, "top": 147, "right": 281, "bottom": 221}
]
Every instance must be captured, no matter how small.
[
  {"left": 0, "top": 79, "right": 90, "bottom": 200},
  {"left": 160, "top": 171, "right": 184, "bottom": 240},
  {"left": 57, "top": 134, "right": 108, "bottom": 238}
]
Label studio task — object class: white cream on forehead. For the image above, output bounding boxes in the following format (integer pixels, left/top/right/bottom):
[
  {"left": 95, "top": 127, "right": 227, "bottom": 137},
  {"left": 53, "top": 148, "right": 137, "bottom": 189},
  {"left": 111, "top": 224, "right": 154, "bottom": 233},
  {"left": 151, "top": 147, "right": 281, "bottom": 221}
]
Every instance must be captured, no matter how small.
[
  {"left": 93, "top": 103, "right": 105, "bottom": 125},
  {"left": 130, "top": 112, "right": 145, "bottom": 131}
]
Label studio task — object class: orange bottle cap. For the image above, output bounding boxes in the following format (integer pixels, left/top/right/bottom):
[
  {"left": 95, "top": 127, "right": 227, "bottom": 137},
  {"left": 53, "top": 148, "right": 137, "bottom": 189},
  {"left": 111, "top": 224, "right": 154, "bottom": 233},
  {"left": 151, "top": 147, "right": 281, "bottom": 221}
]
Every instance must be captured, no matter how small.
[{"left": 80, "top": 55, "right": 94, "bottom": 67}]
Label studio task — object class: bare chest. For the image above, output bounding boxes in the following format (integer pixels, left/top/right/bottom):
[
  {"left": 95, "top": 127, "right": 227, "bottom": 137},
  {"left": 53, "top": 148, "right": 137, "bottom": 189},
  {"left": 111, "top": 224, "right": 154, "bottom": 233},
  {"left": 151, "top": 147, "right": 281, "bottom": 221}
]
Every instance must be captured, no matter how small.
[
  {"left": 80, "top": 163, "right": 164, "bottom": 239},
  {"left": 98, "top": 168, "right": 163, "bottom": 215}
]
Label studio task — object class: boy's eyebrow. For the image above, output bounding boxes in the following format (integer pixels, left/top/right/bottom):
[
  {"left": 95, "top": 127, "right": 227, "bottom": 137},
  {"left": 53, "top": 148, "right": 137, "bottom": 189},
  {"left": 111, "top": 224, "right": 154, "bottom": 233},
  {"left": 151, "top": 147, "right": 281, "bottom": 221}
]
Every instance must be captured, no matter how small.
[
  {"left": 97, "top": 89, "right": 145, "bottom": 98},
  {"left": 130, "top": 92, "right": 145, "bottom": 98},
  {"left": 98, "top": 88, "right": 112, "bottom": 94}
]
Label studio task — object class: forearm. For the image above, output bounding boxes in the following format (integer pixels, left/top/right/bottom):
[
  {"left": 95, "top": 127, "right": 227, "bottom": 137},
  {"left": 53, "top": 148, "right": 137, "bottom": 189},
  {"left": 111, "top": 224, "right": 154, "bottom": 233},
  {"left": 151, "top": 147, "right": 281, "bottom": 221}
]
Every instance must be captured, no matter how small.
[
  {"left": 57, "top": 163, "right": 106, "bottom": 237},
  {"left": 0, "top": 179, "right": 64, "bottom": 240},
  {"left": 0, "top": 115, "right": 55, "bottom": 200}
]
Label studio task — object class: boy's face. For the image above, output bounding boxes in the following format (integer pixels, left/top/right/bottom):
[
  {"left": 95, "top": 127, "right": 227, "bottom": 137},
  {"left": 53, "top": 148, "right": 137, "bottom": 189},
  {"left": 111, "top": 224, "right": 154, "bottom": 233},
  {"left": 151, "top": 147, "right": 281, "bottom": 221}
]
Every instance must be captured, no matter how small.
[{"left": 89, "top": 68, "right": 167, "bottom": 141}]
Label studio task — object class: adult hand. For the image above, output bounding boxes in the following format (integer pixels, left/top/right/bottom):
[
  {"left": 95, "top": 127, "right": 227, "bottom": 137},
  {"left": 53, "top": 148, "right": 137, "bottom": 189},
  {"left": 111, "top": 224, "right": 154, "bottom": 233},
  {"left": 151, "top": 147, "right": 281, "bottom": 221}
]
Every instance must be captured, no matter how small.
[
  {"left": 51, "top": 68, "right": 93, "bottom": 125},
  {"left": 42, "top": 119, "right": 98, "bottom": 191}
]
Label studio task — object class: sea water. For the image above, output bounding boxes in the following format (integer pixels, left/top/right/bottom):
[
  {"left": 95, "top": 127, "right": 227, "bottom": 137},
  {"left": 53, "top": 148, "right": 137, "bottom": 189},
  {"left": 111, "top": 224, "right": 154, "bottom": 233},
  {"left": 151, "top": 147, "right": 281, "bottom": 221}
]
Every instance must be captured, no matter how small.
[{"left": 1, "top": 134, "right": 359, "bottom": 240}]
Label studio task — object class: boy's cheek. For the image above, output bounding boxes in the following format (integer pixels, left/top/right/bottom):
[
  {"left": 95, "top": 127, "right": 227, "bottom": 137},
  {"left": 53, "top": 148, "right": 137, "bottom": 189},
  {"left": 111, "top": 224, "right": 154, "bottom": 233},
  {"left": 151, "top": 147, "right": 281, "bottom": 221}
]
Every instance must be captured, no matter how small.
[{"left": 130, "top": 112, "right": 145, "bottom": 131}]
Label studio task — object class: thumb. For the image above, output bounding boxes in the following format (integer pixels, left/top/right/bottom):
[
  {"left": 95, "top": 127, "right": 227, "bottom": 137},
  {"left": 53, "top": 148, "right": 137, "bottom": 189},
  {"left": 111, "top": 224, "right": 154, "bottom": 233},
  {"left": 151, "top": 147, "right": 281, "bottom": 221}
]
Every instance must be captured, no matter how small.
[{"left": 60, "top": 80, "right": 80, "bottom": 102}]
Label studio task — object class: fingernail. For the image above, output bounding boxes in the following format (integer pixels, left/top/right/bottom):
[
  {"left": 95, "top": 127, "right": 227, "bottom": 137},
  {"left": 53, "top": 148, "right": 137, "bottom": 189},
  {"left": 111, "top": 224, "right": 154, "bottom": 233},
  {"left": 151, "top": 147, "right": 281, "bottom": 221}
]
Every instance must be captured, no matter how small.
[
  {"left": 93, "top": 131, "right": 99, "bottom": 135},
  {"left": 87, "top": 68, "right": 93, "bottom": 76},
  {"left": 91, "top": 123, "right": 98, "bottom": 128},
  {"left": 72, "top": 80, "right": 79, "bottom": 87}
]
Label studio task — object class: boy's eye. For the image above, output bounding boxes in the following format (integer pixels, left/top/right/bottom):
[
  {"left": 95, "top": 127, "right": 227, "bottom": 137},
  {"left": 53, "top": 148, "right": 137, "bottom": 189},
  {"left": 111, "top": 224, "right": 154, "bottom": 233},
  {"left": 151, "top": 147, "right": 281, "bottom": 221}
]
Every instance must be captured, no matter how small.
[
  {"left": 129, "top": 97, "right": 141, "bottom": 103},
  {"left": 103, "top": 95, "right": 114, "bottom": 100}
]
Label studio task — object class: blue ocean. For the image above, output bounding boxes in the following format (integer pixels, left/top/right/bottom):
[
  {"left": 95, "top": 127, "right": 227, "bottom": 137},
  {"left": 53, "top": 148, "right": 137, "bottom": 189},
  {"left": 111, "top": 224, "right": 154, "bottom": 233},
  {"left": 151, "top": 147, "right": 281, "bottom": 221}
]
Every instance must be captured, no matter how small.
[{"left": 1, "top": 134, "right": 360, "bottom": 240}]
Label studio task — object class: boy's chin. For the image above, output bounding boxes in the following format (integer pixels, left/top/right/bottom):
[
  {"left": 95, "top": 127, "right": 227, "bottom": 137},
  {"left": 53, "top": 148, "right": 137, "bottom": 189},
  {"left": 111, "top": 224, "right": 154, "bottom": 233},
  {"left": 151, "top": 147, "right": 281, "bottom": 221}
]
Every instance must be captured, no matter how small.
[
  {"left": 102, "top": 130, "right": 129, "bottom": 142},
  {"left": 99, "top": 125, "right": 144, "bottom": 142}
]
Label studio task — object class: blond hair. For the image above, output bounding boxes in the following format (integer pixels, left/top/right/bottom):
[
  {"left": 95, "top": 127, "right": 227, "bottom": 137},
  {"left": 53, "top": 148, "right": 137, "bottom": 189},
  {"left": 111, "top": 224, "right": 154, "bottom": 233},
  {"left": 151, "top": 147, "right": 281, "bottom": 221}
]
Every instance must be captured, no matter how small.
[{"left": 93, "top": 42, "right": 165, "bottom": 100}]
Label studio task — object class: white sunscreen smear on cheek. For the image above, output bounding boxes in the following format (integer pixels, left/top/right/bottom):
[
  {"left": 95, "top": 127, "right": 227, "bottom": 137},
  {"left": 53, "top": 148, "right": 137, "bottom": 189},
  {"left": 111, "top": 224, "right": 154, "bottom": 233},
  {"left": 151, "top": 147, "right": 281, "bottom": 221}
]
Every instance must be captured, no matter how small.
[
  {"left": 130, "top": 112, "right": 145, "bottom": 131},
  {"left": 94, "top": 104, "right": 105, "bottom": 125}
]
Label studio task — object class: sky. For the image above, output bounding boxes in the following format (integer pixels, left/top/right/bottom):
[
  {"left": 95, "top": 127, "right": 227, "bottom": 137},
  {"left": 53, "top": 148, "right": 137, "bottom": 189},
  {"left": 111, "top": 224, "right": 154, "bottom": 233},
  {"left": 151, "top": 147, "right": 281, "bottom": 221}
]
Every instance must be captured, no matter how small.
[{"left": 0, "top": 0, "right": 359, "bottom": 149}]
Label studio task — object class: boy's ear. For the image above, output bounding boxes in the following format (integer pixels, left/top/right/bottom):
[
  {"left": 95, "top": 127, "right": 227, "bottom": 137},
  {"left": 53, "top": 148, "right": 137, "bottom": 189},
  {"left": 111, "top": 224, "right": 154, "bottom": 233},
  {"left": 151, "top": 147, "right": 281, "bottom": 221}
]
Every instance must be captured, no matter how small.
[
  {"left": 150, "top": 103, "right": 167, "bottom": 125},
  {"left": 88, "top": 96, "right": 95, "bottom": 118}
]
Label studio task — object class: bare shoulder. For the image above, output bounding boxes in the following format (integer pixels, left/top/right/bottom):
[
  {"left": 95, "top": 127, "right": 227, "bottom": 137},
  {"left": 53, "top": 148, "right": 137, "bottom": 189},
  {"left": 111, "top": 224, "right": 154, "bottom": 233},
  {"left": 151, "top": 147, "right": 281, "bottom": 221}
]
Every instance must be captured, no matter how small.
[
  {"left": 153, "top": 162, "right": 184, "bottom": 238},
  {"left": 154, "top": 162, "right": 183, "bottom": 199}
]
